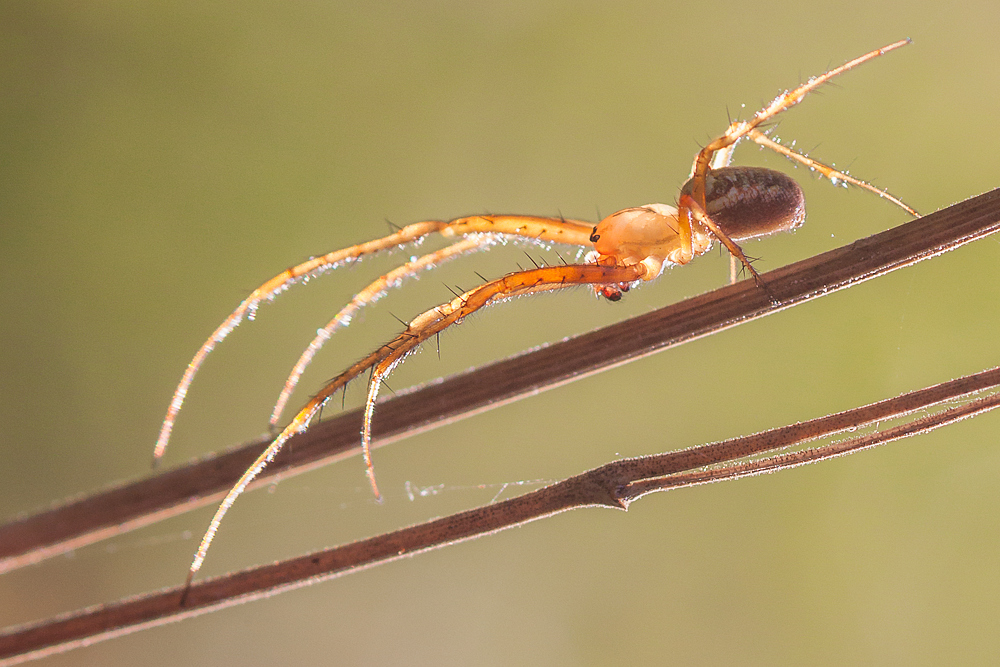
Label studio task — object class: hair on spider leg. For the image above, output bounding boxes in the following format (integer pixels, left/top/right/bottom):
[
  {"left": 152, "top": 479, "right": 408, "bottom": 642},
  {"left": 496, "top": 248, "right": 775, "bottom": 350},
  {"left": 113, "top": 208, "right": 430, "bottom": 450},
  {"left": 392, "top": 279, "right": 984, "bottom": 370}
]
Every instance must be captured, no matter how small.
[
  {"left": 805, "top": 140, "right": 823, "bottom": 158},
  {"left": 438, "top": 284, "right": 471, "bottom": 309},
  {"left": 748, "top": 253, "right": 767, "bottom": 274},
  {"left": 841, "top": 155, "right": 859, "bottom": 172}
]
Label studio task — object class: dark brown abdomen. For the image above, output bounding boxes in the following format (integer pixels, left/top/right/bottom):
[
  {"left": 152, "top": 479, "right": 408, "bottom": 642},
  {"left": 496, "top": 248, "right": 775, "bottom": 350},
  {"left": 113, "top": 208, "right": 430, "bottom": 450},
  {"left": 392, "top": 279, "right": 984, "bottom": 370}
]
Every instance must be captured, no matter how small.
[{"left": 680, "top": 166, "right": 805, "bottom": 242}]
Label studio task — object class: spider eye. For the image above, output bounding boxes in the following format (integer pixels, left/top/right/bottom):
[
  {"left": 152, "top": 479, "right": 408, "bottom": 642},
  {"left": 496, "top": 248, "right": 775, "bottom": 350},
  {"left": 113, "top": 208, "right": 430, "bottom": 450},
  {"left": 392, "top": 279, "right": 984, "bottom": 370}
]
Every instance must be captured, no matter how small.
[{"left": 589, "top": 226, "right": 600, "bottom": 243}]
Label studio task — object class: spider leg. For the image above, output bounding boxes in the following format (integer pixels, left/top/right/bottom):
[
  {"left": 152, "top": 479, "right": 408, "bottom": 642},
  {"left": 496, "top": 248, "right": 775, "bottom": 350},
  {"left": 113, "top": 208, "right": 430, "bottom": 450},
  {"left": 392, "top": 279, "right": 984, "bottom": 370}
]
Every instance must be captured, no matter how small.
[
  {"left": 690, "top": 39, "right": 911, "bottom": 187},
  {"left": 709, "top": 142, "right": 737, "bottom": 170},
  {"left": 269, "top": 235, "right": 495, "bottom": 426},
  {"left": 358, "top": 262, "right": 648, "bottom": 498},
  {"left": 680, "top": 194, "right": 768, "bottom": 292},
  {"left": 155, "top": 215, "right": 595, "bottom": 464},
  {"left": 746, "top": 129, "right": 918, "bottom": 216},
  {"left": 183, "top": 261, "right": 646, "bottom": 586},
  {"left": 678, "top": 40, "right": 911, "bottom": 292}
]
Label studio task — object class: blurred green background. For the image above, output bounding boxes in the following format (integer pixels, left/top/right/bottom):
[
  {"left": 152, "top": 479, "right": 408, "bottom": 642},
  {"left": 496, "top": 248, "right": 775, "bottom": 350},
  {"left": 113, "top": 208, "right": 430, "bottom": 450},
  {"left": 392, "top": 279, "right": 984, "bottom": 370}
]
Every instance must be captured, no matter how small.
[{"left": 2, "top": 2, "right": 999, "bottom": 665}]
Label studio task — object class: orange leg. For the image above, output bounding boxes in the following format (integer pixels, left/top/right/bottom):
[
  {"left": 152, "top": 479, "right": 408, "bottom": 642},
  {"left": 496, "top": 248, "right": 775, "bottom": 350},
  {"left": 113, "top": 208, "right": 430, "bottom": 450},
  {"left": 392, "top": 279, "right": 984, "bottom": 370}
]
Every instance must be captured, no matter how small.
[
  {"left": 689, "top": 39, "right": 911, "bottom": 192},
  {"left": 745, "top": 129, "right": 918, "bottom": 216},
  {"left": 184, "top": 261, "right": 647, "bottom": 588},
  {"left": 269, "top": 236, "right": 494, "bottom": 426},
  {"left": 680, "top": 39, "right": 913, "bottom": 290},
  {"left": 679, "top": 194, "right": 766, "bottom": 289},
  {"left": 155, "top": 215, "right": 595, "bottom": 464}
]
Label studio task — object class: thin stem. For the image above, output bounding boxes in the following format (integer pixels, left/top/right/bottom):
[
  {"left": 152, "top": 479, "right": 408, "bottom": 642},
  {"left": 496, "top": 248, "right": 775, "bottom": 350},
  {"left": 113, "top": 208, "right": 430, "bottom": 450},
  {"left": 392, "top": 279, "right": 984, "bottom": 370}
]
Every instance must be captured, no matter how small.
[
  {"left": 3, "top": 363, "right": 999, "bottom": 664},
  {"left": 1, "top": 188, "right": 999, "bottom": 576},
  {"left": 621, "top": 388, "right": 1000, "bottom": 500}
]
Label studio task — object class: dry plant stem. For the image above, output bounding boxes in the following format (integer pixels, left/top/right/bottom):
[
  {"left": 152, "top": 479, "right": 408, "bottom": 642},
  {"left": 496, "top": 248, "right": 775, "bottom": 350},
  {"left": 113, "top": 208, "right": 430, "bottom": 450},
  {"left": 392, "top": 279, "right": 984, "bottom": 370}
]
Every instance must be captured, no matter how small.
[
  {"left": 3, "top": 365, "right": 1000, "bottom": 665},
  {"left": 622, "top": 389, "right": 1000, "bottom": 500},
  {"left": 1, "top": 188, "right": 999, "bottom": 578}
]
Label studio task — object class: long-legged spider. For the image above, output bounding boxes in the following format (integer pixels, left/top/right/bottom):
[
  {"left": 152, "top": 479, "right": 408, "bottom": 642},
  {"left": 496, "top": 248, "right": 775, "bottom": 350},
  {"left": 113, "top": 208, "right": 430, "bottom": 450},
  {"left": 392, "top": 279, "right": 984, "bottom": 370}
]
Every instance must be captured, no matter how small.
[{"left": 155, "top": 40, "right": 917, "bottom": 590}]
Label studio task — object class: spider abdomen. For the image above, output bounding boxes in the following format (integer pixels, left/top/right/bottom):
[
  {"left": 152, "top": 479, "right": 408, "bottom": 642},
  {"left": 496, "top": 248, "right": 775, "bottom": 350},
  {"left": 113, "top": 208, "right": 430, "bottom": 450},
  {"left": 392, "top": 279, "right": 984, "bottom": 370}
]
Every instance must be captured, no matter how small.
[{"left": 681, "top": 166, "right": 806, "bottom": 242}]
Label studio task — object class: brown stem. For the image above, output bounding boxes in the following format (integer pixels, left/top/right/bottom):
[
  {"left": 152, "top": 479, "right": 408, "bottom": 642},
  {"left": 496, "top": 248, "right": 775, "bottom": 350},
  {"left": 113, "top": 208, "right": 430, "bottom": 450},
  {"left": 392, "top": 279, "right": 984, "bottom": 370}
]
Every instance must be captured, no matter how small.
[
  {"left": 621, "top": 386, "right": 1000, "bottom": 500},
  {"left": 1, "top": 188, "right": 999, "bottom": 578},
  {"left": 3, "top": 363, "right": 1000, "bottom": 664}
]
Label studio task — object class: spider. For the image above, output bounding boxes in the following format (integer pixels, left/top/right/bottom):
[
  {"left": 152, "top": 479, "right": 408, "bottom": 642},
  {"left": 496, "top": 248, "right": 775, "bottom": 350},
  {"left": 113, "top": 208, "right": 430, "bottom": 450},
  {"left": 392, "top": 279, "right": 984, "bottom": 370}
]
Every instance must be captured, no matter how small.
[{"left": 155, "top": 39, "right": 917, "bottom": 590}]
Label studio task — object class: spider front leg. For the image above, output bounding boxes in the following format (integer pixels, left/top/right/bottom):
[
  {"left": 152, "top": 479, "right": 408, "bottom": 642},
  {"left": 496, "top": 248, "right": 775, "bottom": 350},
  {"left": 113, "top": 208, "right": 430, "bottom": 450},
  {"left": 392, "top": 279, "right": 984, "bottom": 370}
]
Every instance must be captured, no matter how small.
[
  {"left": 269, "top": 235, "right": 495, "bottom": 426},
  {"left": 182, "top": 261, "right": 647, "bottom": 592},
  {"left": 155, "top": 214, "right": 595, "bottom": 465}
]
